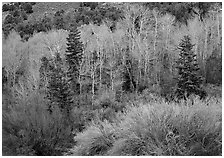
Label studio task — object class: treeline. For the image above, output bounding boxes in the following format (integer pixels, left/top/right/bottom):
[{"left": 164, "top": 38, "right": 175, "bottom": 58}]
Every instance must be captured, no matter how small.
[{"left": 2, "top": 2, "right": 222, "bottom": 99}]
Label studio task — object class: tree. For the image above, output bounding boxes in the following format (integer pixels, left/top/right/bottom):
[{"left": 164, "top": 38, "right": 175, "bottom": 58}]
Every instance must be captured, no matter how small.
[
  {"left": 175, "top": 35, "right": 207, "bottom": 100},
  {"left": 65, "top": 26, "right": 83, "bottom": 94},
  {"left": 47, "top": 53, "right": 74, "bottom": 116}
]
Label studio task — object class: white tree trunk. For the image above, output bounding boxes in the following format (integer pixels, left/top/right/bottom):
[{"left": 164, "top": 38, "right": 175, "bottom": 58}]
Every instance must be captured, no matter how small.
[
  {"left": 153, "top": 9, "right": 159, "bottom": 84},
  {"left": 217, "top": 13, "right": 220, "bottom": 44}
]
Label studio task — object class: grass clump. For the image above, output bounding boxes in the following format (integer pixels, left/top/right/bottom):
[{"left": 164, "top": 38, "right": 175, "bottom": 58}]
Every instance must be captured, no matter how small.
[
  {"left": 71, "top": 97, "right": 222, "bottom": 156},
  {"left": 70, "top": 120, "right": 117, "bottom": 156}
]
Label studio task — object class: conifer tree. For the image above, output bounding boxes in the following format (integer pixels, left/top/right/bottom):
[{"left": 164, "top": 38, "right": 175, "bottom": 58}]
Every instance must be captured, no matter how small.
[
  {"left": 175, "top": 35, "right": 207, "bottom": 100},
  {"left": 65, "top": 26, "right": 83, "bottom": 94},
  {"left": 47, "top": 52, "right": 74, "bottom": 115}
]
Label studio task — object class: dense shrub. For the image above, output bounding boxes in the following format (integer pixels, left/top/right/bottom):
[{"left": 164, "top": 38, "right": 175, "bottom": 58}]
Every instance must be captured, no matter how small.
[
  {"left": 93, "top": 89, "right": 126, "bottom": 122},
  {"left": 70, "top": 97, "right": 222, "bottom": 156},
  {"left": 69, "top": 120, "right": 117, "bottom": 156},
  {"left": 2, "top": 91, "right": 74, "bottom": 156}
]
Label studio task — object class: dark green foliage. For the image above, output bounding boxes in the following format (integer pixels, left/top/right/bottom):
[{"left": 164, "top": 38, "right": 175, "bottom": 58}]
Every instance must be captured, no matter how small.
[
  {"left": 65, "top": 27, "right": 83, "bottom": 93},
  {"left": 2, "top": 67, "right": 8, "bottom": 88},
  {"left": 80, "top": 2, "right": 99, "bottom": 10},
  {"left": 47, "top": 53, "right": 74, "bottom": 115},
  {"left": 144, "top": 2, "right": 218, "bottom": 25},
  {"left": 76, "top": 3, "right": 124, "bottom": 29},
  {"left": 2, "top": 2, "right": 124, "bottom": 39},
  {"left": 175, "top": 35, "right": 207, "bottom": 100},
  {"left": 39, "top": 14, "right": 53, "bottom": 31},
  {"left": 2, "top": 2, "right": 36, "bottom": 38},
  {"left": 16, "top": 21, "right": 35, "bottom": 41},
  {"left": 53, "top": 9, "right": 65, "bottom": 30},
  {"left": 2, "top": 2, "right": 35, "bottom": 13}
]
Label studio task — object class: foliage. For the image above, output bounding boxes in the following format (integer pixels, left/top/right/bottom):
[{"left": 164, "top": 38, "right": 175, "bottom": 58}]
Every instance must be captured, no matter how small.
[
  {"left": 77, "top": 2, "right": 124, "bottom": 28},
  {"left": 53, "top": 9, "right": 65, "bottom": 30},
  {"left": 65, "top": 26, "right": 83, "bottom": 93},
  {"left": 47, "top": 53, "right": 74, "bottom": 116},
  {"left": 144, "top": 2, "right": 220, "bottom": 25},
  {"left": 71, "top": 97, "right": 222, "bottom": 156},
  {"left": 2, "top": 2, "right": 222, "bottom": 156},
  {"left": 2, "top": 90, "right": 74, "bottom": 156},
  {"left": 2, "top": 2, "right": 36, "bottom": 38},
  {"left": 70, "top": 120, "right": 117, "bottom": 156},
  {"left": 175, "top": 35, "right": 207, "bottom": 100}
]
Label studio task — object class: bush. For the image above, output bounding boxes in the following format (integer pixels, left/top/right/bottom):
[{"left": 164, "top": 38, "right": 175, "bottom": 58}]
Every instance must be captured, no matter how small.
[
  {"left": 71, "top": 97, "right": 222, "bottom": 156},
  {"left": 93, "top": 89, "right": 126, "bottom": 122},
  {"left": 2, "top": 91, "right": 74, "bottom": 156},
  {"left": 69, "top": 120, "right": 117, "bottom": 156},
  {"left": 204, "top": 84, "right": 222, "bottom": 98}
]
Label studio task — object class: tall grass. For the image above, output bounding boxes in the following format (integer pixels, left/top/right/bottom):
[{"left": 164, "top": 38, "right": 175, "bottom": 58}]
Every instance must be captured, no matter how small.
[
  {"left": 71, "top": 97, "right": 222, "bottom": 156},
  {"left": 2, "top": 90, "right": 74, "bottom": 156}
]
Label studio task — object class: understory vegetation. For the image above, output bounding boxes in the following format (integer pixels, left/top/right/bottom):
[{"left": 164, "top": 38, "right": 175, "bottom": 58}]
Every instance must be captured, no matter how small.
[
  {"left": 2, "top": 2, "right": 222, "bottom": 156},
  {"left": 71, "top": 97, "right": 222, "bottom": 156}
]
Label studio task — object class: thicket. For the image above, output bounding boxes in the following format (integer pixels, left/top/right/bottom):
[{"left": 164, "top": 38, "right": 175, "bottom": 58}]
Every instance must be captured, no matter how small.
[
  {"left": 2, "top": 2, "right": 222, "bottom": 156},
  {"left": 2, "top": 90, "right": 74, "bottom": 156}
]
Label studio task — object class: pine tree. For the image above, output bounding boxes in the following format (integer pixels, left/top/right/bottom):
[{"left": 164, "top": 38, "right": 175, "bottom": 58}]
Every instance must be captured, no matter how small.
[
  {"left": 65, "top": 26, "right": 83, "bottom": 94},
  {"left": 47, "top": 53, "right": 74, "bottom": 115},
  {"left": 175, "top": 35, "right": 207, "bottom": 100}
]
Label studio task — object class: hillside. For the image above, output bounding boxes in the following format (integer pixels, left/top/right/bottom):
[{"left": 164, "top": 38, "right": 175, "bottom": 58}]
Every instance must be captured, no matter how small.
[
  {"left": 31, "top": 2, "right": 80, "bottom": 17},
  {"left": 2, "top": 2, "right": 81, "bottom": 21}
]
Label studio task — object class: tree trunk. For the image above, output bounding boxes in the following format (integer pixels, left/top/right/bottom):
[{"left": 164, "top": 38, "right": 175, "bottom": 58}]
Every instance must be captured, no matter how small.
[
  {"left": 91, "top": 65, "right": 95, "bottom": 102},
  {"left": 203, "top": 22, "right": 209, "bottom": 80},
  {"left": 110, "top": 67, "right": 114, "bottom": 91},
  {"left": 217, "top": 12, "right": 220, "bottom": 44},
  {"left": 153, "top": 9, "right": 159, "bottom": 84}
]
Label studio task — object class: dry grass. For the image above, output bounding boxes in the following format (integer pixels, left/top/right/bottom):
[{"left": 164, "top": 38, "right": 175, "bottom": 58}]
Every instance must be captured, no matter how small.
[{"left": 71, "top": 97, "right": 222, "bottom": 156}]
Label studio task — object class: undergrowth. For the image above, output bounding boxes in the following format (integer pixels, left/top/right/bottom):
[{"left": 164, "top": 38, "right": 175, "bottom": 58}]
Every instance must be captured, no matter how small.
[
  {"left": 70, "top": 97, "right": 222, "bottom": 156},
  {"left": 2, "top": 91, "right": 74, "bottom": 156}
]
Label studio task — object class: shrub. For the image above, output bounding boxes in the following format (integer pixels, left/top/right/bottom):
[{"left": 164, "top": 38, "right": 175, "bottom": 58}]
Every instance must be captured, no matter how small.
[
  {"left": 204, "top": 84, "right": 222, "bottom": 98},
  {"left": 70, "top": 120, "right": 117, "bottom": 156},
  {"left": 93, "top": 89, "right": 126, "bottom": 122},
  {"left": 2, "top": 91, "right": 74, "bottom": 156},
  {"left": 71, "top": 97, "right": 222, "bottom": 156}
]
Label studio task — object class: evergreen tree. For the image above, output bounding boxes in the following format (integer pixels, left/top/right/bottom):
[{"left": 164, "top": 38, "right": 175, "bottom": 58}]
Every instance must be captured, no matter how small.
[
  {"left": 175, "top": 35, "right": 207, "bottom": 100},
  {"left": 47, "top": 53, "right": 74, "bottom": 115},
  {"left": 65, "top": 26, "right": 83, "bottom": 94}
]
